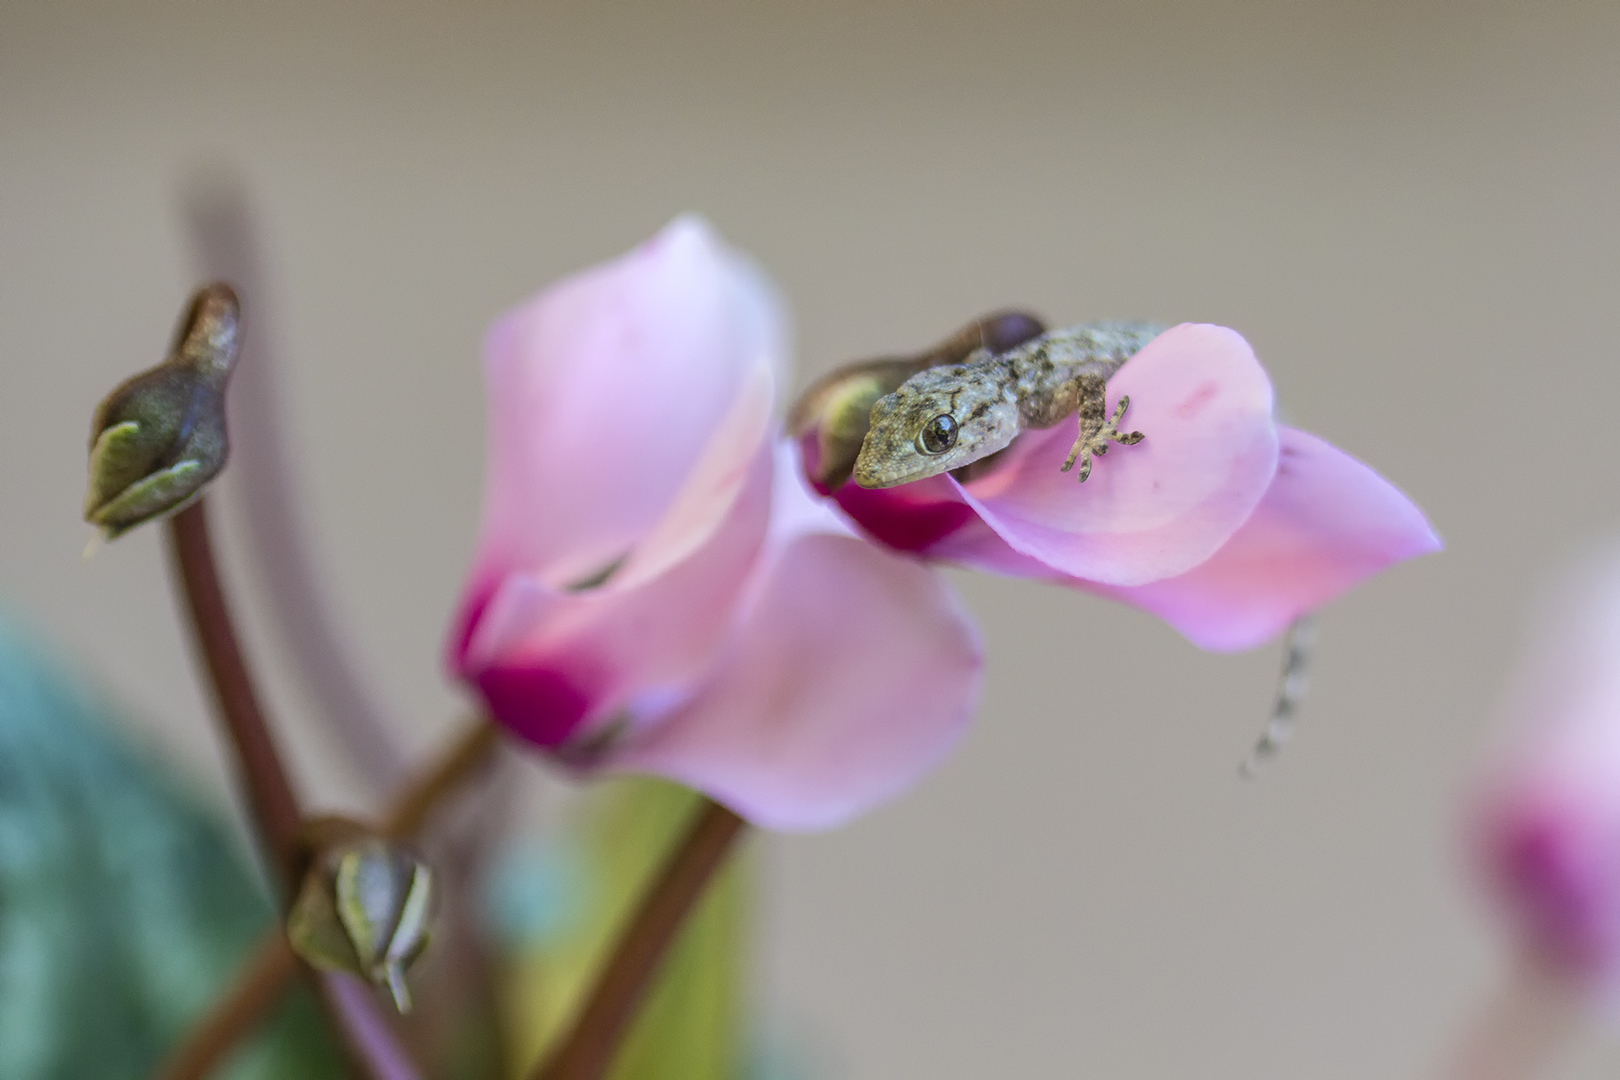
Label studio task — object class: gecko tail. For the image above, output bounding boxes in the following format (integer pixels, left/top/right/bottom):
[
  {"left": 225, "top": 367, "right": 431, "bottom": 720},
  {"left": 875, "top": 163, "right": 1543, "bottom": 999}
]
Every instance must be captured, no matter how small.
[{"left": 1240, "top": 616, "right": 1316, "bottom": 778}]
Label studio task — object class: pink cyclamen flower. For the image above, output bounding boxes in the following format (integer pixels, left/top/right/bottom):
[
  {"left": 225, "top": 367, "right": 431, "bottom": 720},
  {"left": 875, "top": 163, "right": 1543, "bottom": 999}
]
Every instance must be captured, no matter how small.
[
  {"left": 808, "top": 324, "right": 1440, "bottom": 650},
  {"left": 1473, "top": 549, "right": 1620, "bottom": 991},
  {"left": 449, "top": 217, "right": 982, "bottom": 831}
]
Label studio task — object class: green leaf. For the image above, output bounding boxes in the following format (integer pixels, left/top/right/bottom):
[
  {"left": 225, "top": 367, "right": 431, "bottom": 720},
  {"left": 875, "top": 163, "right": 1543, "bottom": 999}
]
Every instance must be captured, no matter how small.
[
  {"left": 499, "top": 776, "right": 749, "bottom": 1080},
  {"left": 0, "top": 613, "right": 342, "bottom": 1079}
]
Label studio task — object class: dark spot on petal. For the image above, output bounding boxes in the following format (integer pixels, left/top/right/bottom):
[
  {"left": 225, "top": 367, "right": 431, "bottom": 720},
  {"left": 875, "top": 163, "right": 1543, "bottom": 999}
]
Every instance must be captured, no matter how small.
[{"left": 1176, "top": 380, "right": 1221, "bottom": 419}]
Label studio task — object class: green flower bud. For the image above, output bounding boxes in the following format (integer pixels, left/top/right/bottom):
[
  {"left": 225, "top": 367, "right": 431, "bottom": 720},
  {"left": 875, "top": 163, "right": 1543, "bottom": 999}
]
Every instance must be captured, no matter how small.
[
  {"left": 84, "top": 284, "right": 240, "bottom": 538},
  {"left": 789, "top": 357, "right": 926, "bottom": 492},
  {"left": 787, "top": 311, "right": 1045, "bottom": 491},
  {"left": 286, "top": 819, "right": 436, "bottom": 1013}
]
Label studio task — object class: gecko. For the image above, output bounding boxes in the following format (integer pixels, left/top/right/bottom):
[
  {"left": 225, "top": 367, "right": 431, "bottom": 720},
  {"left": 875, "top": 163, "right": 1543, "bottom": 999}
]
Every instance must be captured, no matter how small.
[
  {"left": 851, "top": 321, "right": 1164, "bottom": 489},
  {"left": 799, "top": 316, "right": 1316, "bottom": 767}
]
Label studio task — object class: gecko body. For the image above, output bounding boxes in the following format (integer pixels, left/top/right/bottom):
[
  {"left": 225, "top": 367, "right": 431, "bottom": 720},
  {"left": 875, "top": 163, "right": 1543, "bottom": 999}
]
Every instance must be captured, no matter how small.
[{"left": 852, "top": 321, "right": 1164, "bottom": 489}]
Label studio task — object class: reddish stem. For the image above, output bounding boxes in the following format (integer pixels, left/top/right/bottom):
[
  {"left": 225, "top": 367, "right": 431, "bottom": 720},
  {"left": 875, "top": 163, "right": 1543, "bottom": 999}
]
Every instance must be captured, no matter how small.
[
  {"left": 530, "top": 798, "right": 747, "bottom": 1080},
  {"left": 383, "top": 719, "right": 500, "bottom": 838},
  {"left": 183, "top": 173, "right": 410, "bottom": 796},
  {"left": 165, "top": 500, "right": 420, "bottom": 1080},
  {"left": 149, "top": 717, "right": 499, "bottom": 1080},
  {"left": 169, "top": 501, "right": 303, "bottom": 874}
]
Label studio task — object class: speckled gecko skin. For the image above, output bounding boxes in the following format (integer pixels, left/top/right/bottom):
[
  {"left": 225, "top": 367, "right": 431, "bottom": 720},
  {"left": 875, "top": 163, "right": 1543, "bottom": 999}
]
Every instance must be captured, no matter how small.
[
  {"left": 852, "top": 321, "right": 1165, "bottom": 489},
  {"left": 788, "top": 310, "right": 1046, "bottom": 492}
]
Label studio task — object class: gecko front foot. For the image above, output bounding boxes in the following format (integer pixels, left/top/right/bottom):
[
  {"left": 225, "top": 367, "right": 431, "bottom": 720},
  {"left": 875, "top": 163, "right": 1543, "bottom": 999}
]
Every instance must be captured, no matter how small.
[{"left": 1060, "top": 373, "right": 1144, "bottom": 482}]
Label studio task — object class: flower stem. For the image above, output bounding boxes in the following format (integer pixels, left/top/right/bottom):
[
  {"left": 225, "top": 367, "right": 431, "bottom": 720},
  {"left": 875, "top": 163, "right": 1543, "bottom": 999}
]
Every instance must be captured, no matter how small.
[
  {"left": 165, "top": 499, "right": 421, "bottom": 1080},
  {"left": 529, "top": 797, "right": 747, "bottom": 1080},
  {"left": 1436, "top": 956, "right": 1580, "bottom": 1080},
  {"left": 150, "top": 714, "right": 498, "bottom": 1079},
  {"left": 168, "top": 500, "right": 303, "bottom": 875},
  {"left": 182, "top": 171, "right": 410, "bottom": 796},
  {"left": 383, "top": 718, "right": 500, "bottom": 838}
]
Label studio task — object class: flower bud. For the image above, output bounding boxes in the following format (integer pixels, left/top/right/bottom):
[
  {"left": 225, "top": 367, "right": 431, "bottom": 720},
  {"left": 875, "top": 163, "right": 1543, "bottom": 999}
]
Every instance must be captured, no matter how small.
[
  {"left": 787, "top": 311, "right": 1044, "bottom": 491},
  {"left": 84, "top": 284, "right": 240, "bottom": 538},
  {"left": 286, "top": 819, "right": 436, "bottom": 1012}
]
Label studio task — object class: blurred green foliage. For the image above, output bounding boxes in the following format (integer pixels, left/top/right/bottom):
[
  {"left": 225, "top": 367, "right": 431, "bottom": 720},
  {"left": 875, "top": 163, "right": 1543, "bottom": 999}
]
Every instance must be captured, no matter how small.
[
  {"left": 595, "top": 779, "right": 748, "bottom": 1080},
  {"left": 0, "top": 607, "right": 808, "bottom": 1079},
  {"left": 0, "top": 613, "right": 341, "bottom": 1079}
]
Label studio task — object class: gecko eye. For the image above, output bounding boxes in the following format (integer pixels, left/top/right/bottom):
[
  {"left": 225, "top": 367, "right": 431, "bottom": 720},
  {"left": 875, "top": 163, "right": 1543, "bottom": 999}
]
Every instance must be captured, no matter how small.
[{"left": 917, "top": 413, "right": 958, "bottom": 455}]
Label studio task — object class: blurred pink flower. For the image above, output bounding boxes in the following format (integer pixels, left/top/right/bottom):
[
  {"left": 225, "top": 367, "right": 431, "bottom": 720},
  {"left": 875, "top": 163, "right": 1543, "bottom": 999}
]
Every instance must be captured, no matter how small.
[
  {"left": 807, "top": 324, "right": 1440, "bottom": 650},
  {"left": 1474, "top": 551, "right": 1620, "bottom": 988},
  {"left": 448, "top": 217, "right": 982, "bottom": 830}
]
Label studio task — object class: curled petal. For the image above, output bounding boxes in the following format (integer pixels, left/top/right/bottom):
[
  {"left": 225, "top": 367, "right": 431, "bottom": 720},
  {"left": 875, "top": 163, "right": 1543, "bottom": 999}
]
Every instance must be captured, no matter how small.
[
  {"left": 476, "top": 215, "right": 786, "bottom": 588},
  {"left": 1089, "top": 427, "right": 1442, "bottom": 651},
  {"left": 457, "top": 437, "right": 775, "bottom": 747},
  {"left": 958, "top": 324, "right": 1279, "bottom": 586},
  {"left": 765, "top": 437, "right": 857, "bottom": 545},
  {"left": 611, "top": 530, "right": 984, "bottom": 833},
  {"left": 450, "top": 216, "right": 788, "bottom": 748}
]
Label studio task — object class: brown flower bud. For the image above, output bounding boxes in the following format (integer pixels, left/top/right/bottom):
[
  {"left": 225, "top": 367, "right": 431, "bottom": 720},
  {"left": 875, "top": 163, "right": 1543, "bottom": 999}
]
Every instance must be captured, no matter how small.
[{"left": 84, "top": 284, "right": 240, "bottom": 538}]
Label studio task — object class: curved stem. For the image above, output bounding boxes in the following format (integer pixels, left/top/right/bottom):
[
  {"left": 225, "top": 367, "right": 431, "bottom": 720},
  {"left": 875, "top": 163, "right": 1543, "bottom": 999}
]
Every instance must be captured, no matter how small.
[
  {"left": 318, "top": 973, "right": 434, "bottom": 1079},
  {"left": 383, "top": 719, "right": 500, "bottom": 838},
  {"left": 168, "top": 501, "right": 302, "bottom": 874},
  {"left": 530, "top": 798, "right": 747, "bottom": 1080},
  {"left": 182, "top": 170, "right": 409, "bottom": 795},
  {"left": 165, "top": 500, "right": 420, "bottom": 1080},
  {"left": 151, "top": 716, "right": 498, "bottom": 1079}
]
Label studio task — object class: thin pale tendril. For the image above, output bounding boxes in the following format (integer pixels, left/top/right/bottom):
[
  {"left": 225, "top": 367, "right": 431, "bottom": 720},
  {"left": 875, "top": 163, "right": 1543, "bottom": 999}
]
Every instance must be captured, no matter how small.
[{"left": 1241, "top": 616, "right": 1316, "bottom": 777}]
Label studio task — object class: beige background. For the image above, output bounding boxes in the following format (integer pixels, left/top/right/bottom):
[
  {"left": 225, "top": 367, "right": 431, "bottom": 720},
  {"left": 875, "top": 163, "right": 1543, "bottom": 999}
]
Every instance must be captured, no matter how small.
[{"left": 4, "top": 1, "right": 1620, "bottom": 1076}]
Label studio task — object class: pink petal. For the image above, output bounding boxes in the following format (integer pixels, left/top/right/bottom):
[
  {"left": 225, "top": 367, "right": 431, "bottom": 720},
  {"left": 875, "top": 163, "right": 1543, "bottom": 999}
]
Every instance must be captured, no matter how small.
[
  {"left": 957, "top": 324, "right": 1280, "bottom": 586},
  {"left": 611, "top": 528, "right": 985, "bottom": 833},
  {"left": 460, "top": 437, "right": 776, "bottom": 747},
  {"left": 768, "top": 437, "right": 859, "bottom": 547},
  {"left": 449, "top": 217, "right": 789, "bottom": 747},
  {"left": 476, "top": 215, "right": 786, "bottom": 588},
  {"left": 1478, "top": 791, "right": 1620, "bottom": 975},
  {"left": 1087, "top": 426, "right": 1442, "bottom": 651}
]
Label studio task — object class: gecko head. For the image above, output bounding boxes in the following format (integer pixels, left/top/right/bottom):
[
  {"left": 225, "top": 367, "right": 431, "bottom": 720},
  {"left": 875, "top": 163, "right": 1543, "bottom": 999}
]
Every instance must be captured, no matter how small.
[{"left": 852, "top": 365, "right": 1019, "bottom": 488}]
